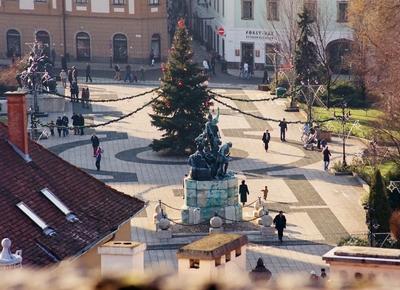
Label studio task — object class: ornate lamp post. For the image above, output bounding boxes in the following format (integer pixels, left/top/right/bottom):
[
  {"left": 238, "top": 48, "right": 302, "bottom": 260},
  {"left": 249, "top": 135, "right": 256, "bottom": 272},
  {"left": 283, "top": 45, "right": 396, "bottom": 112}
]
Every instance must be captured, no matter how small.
[{"left": 334, "top": 101, "right": 351, "bottom": 168}]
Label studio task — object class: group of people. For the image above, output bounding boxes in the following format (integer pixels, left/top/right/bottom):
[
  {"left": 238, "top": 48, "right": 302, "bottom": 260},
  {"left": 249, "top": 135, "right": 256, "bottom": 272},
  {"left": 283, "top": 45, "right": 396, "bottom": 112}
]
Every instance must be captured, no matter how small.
[
  {"left": 301, "top": 123, "right": 332, "bottom": 170},
  {"left": 113, "top": 63, "right": 145, "bottom": 83},
  {"left": 202, "top": 52, "right": 218, "bottom": 76},
  {"left": 59, "top": 65, "right": 91, "bottom": 107},
  {"left": 239, "top": 58, "right": 255, "bottom": 80},
  {"left": 48, "top": 113, "right": 85, "bottom": 138}
]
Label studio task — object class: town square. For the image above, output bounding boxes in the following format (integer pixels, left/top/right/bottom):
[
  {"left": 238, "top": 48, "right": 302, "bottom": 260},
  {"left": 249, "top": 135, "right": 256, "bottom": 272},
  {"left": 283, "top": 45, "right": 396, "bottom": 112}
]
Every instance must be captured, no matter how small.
[{"left": 1, "top": 1, "right": 400, "bottom": 289}]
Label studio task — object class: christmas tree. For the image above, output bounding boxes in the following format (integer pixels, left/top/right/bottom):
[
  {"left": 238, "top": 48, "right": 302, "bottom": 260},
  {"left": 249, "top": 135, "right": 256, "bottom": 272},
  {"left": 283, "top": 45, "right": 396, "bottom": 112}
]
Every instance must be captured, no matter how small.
[
  {"left": 150, "top": 19, "right": 209, "bottom": 155},
  {"left": 294, "top": 9, "right": 319, "bottom": 84}
]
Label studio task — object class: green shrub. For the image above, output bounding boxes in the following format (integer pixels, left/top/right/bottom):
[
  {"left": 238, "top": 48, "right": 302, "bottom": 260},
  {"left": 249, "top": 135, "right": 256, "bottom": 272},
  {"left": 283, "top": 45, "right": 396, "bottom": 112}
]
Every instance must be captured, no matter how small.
[
  {"left": 332, "top": 161, "right": 351, "bottom": 172},
  {"left": 322, "top": 81, "right": 368, "bottom": 108},
  {"left": 270, "top": 73, "right": 290, "bottom": 92},
  {"left": 338, "top": 236, "right": 369, "bottom": 247}
]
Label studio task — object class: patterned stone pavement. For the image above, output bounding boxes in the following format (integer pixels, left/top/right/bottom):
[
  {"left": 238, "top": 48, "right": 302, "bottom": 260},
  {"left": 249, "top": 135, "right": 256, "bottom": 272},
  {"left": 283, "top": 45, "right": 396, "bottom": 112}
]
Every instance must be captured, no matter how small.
[{"left": 38, "top": 84, "right": 368, "bottom": 275}]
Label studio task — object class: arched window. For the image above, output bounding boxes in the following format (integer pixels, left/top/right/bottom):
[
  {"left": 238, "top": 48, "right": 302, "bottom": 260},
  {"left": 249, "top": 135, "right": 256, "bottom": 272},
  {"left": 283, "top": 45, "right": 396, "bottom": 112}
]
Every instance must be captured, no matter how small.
[
  {"left": 76, "top": 32, "right": 91, "bottom": 61},
  {"left": 36, "top": 30, "right": 50, "bottom": 56},
  {"left": 6, "top": 29, "right": 21, "bottom": 57},
  {"left": 326, "top": 39, "right": 352, "bottom": 74},
  {"left": 113, "top": 34, "right": 128, "bottom": 63},
  {"left": 151, "top": 34, "right": 161, "bottom": 62}
]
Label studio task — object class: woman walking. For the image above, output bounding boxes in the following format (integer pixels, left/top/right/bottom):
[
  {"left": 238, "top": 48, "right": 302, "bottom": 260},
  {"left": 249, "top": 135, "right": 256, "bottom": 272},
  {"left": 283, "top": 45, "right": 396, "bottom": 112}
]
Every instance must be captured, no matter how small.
[
  {"left": 95, "top": 146, "right": 104, "bottom": 171},
  {"left": 239, "top": 180, "right": 250, "bottom": 206}
]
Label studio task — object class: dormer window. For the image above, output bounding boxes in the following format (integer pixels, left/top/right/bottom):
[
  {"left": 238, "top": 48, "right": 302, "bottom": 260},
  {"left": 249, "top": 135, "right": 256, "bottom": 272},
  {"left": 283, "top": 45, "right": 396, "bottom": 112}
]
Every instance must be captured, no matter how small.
[{"left": 40, "top": 188, "right": 79, "bottom": 222}]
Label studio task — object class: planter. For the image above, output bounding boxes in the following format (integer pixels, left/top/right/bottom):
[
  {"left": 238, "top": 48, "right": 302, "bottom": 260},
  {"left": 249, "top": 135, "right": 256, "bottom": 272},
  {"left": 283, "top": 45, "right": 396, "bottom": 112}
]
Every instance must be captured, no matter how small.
[
  {"left": 285, "top": 101, "right": 300, "bottom": 112},
  {"left": 320, "top": 130, "right": 332, "bottom": 142},
  {"left": 258, "top": 84, "right": 270, "bottom": 91},
  {"left": 330, "top": 169, "right": 353, "bottom": 176}
]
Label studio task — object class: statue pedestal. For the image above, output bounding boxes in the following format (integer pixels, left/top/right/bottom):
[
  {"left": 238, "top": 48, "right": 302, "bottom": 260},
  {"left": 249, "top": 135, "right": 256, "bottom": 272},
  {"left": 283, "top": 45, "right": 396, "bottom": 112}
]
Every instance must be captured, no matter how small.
[{"left": 181, "top": 175, "right": 242, "bottom": 224}]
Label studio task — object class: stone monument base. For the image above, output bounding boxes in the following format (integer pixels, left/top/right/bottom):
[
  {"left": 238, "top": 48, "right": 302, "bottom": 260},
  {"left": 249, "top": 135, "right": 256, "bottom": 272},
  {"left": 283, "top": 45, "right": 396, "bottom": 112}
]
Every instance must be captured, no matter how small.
[{"left": 181, "top": 175, "right": 242, "bottom": 224}]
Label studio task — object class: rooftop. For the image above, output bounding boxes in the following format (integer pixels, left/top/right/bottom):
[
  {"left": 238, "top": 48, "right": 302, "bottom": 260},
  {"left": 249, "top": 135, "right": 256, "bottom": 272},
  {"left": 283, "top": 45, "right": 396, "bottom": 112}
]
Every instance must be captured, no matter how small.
[
  {"left": 177, "top": 234, "right": 248, "bottom": 260},
  {"left": 0, "top": 122, "right": 145, "bottom": 267}
]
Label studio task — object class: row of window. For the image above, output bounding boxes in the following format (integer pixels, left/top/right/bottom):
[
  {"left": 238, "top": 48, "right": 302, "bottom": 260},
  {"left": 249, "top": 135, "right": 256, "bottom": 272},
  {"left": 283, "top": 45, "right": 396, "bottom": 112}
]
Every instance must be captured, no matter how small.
[
  {"left": 241, "top": 0, "right": 348, "bottom": 23},
  {"left": 34, "top": 0, "right": 160, "bottom": 4},
  {"left": 5, "top": 30, "right": 161, "bottom": 62}
]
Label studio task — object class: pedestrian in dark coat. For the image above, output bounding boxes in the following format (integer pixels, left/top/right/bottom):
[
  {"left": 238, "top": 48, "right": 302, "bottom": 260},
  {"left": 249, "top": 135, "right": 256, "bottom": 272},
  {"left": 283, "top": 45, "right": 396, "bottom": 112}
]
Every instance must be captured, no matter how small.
[
  {"left": 262, "top": 129, "right": 271, "bottom": 152},
  {"left": 85, "top": 63, "right": 92, "bottom": 83},
  {"left": 56, "top": 117, "right": 63, "bottom": 137},
  {"left": 79, "top": 114, "right": 85, "bottom": 135},
  {"left": 278, "top": 118, "right": 288, "bottom": 142},
  {"left": 239, "top": 180, "right": 250, "bottom": 206},
  {"left": 67, "top": 68, "right": 73, "bottom": 86},
  {"left": 61, "top": 114, "right": 69, "bottom": 137},
  {"left": 71, "top": 112, "right": 79, "bottom": 135},
  {"left": 72, "top": 66, "right": 78, "bottom": 82},
  {"left": 91, "top": 133, "right": 100, "bottom": 157},
  {"left": 323, "top": 146, "right": 331, "bottom": 171},
  {"left": 273, "top": 211, "right": 287, "bottom": 242}
]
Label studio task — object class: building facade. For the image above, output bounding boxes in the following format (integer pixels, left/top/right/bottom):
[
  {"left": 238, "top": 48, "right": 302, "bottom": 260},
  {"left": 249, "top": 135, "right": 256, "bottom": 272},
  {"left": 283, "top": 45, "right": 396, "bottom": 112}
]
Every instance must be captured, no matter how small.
[
  {"left": 189, "top": 0, "right": 353, "bottom": 72},
  {"left": 0, "top": 0, "right": 168, "bottom": 63}
]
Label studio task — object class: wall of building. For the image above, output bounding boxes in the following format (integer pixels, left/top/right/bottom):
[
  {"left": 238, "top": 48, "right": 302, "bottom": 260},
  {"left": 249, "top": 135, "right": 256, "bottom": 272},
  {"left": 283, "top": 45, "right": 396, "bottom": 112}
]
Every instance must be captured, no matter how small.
[
  {"left": 0, "top": 0, "right": 168, "bottom": 63},
  {"left": 191, "top": 0, "right": 352, "bottom": 70}
]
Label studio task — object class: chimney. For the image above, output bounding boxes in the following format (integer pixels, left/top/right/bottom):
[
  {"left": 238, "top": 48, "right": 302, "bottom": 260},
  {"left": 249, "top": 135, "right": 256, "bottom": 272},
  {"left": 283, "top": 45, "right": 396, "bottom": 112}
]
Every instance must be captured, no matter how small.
[{"left": 5, "top": 91, "right": 31, "bottom": 162}]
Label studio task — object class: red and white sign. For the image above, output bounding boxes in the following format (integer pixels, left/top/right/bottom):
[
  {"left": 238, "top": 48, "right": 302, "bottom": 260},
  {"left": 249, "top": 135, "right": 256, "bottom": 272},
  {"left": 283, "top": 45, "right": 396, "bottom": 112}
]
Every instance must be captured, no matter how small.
[{"left": 218, "top": 27, "right": 225, "bottom": 36}]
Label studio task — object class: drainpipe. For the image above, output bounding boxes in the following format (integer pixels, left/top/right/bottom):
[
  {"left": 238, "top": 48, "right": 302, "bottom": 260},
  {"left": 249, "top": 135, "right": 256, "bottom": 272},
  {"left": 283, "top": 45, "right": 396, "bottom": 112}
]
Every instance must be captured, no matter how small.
[{"left": 62, "top": 0, "right": 67, "bottom": 56}]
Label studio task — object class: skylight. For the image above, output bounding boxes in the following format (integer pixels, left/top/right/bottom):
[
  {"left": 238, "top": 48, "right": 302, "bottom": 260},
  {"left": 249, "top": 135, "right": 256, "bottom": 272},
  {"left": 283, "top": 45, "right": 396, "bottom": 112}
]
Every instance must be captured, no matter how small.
[
  {"left": 40, "top": 188, "right": 78, "bottom": 222},
  {"left": 16, "top": 202, "right": 56, "bottom": 237}
]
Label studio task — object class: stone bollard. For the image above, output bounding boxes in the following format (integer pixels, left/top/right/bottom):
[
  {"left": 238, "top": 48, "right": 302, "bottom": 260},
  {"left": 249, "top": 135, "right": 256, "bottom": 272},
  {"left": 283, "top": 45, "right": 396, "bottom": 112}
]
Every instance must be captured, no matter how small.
[
  {"left": 209, "top": 216, "right": 224, "bottom": 233},
  {"left": 156, "top": 217, "right": 172, "bottom": 239},
  {"left": 253, "top": 197, "right": 267, "bottom": 217},
  {"left": 260, "top": 210, "right": 275, "bottom": 237}
]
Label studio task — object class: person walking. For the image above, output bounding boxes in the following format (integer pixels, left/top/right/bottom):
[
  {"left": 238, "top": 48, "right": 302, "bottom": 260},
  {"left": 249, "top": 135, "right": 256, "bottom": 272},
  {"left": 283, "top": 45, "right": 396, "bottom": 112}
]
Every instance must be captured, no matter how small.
[
  {"left": 243, "top": 62, "right": 249, "bottom": 79},
  {"left": 262, "top": 67, "right": 269, "bottom": 84},
  {"left": 124, "top": 64, "right": 132, "bottom": 83},
  {"left": 72, "top": 66, "right": 78, "bottom": 82},
  {"left": 239, "top": 180, "right": 250, "bottom": 206},
  {"left": 67, "top": 68, "right": 73, "bottom": 87},
  {"left": 85, "top": 63, "right": 93, "bottom": 83},
  {"left": 262, "top": 129, "right": 271, "bottom": 152},
  {"left": 59, "top": 69, "right": 67, "bottom": 88},
  {"left": 95, "top": 146, "right": 103, "bottom": 171},
  {"left": 56, "top": 116, "right": 63, "bottom": 137},
  {"left": 278, "top": 118, "right": 288, "bottom": 142},
  {"left": 61, "top": 114, "right": 69, "bottom": 137},
  {"left": 114, "top": 64, "right": 121, "bottom": 80},
  {"left": 273, "top": 211, "right": 287, "bottom": 242},
  {"left": 322, "top": 145, "right": 331, "bottom": 171},
  {"left": 48, "top": 120, "right": 55, "bottom": 136},
  {"left": 71, "top": 112, "right": 79, "bottom": 135},
  {"left": 210, "top": 53, "right": 216, "bottom": 76},
  {"left": 79, "top": 114, "right": 85, "bottom": 135},
  {"left": 202, "top": 59, "right": 209, "bottom": 75},
  {"left": 91, "top": 133, "right": 100, "bottom": 157}
]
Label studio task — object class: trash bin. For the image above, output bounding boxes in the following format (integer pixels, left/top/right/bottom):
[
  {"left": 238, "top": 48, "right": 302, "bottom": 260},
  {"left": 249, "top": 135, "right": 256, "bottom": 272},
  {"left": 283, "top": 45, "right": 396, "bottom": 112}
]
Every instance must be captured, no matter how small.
[{"left": 276, "top": 87, "right": 287, "bottom": 97}]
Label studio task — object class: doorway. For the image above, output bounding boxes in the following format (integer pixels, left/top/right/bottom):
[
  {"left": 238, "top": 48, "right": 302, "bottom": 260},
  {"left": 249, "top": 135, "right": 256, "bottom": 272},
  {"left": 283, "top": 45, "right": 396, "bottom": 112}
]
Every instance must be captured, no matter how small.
[{"left": 241, "top": 42, "right": 254, "bottom": 71}]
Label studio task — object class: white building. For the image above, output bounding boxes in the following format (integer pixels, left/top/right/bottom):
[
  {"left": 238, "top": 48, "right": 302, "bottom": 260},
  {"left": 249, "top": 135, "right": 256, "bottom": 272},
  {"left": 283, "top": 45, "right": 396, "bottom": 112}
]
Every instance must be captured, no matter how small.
[{"left": 188, "top": 0, "right": 353, "bottom": 73}]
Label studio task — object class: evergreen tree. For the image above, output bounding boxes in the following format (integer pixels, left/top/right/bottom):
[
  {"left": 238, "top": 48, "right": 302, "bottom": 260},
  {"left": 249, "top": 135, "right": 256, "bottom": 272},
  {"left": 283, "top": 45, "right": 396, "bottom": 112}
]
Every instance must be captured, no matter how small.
[
  {"left": 294, "top": 9, "right": 319, "bottom": 84},
  {"left": 368, "top": 170, "right": 391, "bottom": 233},
  {"left": 150, "top": 19, "right": 209, "bottom": 155}
]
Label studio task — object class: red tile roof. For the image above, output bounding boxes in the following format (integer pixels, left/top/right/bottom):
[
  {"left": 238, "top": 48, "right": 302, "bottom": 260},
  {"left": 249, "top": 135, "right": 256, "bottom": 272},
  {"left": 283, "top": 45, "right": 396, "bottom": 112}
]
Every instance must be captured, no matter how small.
[{"left": 0, "top": 123, "right": 145, "bottom": 267}]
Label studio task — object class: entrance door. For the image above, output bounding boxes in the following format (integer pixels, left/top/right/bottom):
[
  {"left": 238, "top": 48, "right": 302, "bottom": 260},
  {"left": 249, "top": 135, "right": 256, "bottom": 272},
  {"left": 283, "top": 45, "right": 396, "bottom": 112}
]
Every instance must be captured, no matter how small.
[
  {"left": 151, "top": 34, "right": 161, "bottom": 62},
  {"left": 113, "top": 34, "right": 128, "bottom": 63},
  {"left": 241, "top": 42, "right": 254, "bottom": 71}
]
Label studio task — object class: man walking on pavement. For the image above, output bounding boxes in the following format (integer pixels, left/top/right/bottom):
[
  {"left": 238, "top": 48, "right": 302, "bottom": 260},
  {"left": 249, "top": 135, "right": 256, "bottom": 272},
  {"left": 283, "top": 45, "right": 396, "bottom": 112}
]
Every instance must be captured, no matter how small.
[
  {"left": 262, "top": 129, "right": 271, "bottom": 152},
  {"left": 72, "top": 66, "right": 78, "bottom": 82},
  {"left": 279, "top": 118, "right": 288, "bottom": 142},
  {"left": 273, "top": 211, "right": 287, "bottom": 242},
  {"left": 322, "top": 145, "right": 331, "bottom": 171},
  {"left": 85, "top": 63, "right": 93, "bottom": 83},
  {"left": 239, "top": 180, "right": 250, "bottom": 206},
  {"left": 90, "top": 133, "right": 100, "bottom": 157},
  {"left": 61, "top": 114, "right": 69, "bottom": 137}
]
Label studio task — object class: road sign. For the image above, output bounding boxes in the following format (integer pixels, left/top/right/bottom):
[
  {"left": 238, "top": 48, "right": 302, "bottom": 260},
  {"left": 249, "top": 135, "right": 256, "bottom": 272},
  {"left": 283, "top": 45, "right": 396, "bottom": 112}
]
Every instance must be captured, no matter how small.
[{"left": 218, "top": 27, "right": 225, "bottom": 36}]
